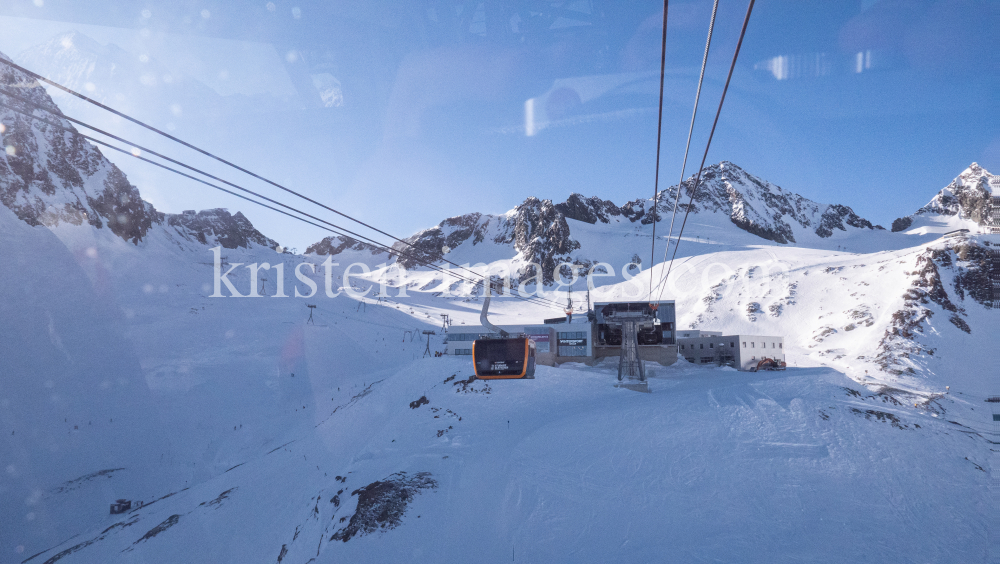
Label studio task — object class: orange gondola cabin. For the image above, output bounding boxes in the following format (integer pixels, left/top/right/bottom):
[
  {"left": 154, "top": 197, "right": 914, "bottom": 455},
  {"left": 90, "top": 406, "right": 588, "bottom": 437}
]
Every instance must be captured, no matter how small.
[{"left": 472, "top": 336, "right": 536, "bottom": 379}]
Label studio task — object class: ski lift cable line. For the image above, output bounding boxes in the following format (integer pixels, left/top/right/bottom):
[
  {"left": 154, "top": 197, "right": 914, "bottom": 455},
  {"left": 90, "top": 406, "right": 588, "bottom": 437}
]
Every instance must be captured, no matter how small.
[
  {"left": 0, "top": 94, "right": 566, "bottom": 311},
  {"left": 653, "top": 0, "right": 719, "bottom": 302},
  {"left": 0, "top": 103, "right": 495, "bottom": 290},
  {"left": 0, "top": 98, "right": 483, "bottom": 290},
  {"left": 656, "top": 0, "right": 756, "bottom": 301},
  {"left": 0, "top": 102, "right": 326, "bottom": 229},
  {"left": 0, "top": 85, "right": 493, "bottom": 291},
  {"left": 0, "top": 57, "right": 491, "bottom": 283},
  {"left": 0, "top": 102, "right": 564, "bottom": 310},
  {"left": 0, "top": 93, "right": 567, "bottom": 311},
  {"left": 646, "top": 0, "right": 669, "bottom": 303}
]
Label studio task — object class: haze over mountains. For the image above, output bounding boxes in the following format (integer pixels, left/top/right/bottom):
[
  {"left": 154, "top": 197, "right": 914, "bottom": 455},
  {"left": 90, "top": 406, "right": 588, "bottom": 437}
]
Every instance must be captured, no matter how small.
[{"left": 1, "top": 45, "right": 997, "bottom": 563}]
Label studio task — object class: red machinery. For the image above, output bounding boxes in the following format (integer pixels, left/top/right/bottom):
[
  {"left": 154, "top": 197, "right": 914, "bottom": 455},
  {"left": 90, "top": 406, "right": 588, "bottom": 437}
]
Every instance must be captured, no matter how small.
[{"left": 750, "top": 357, "right": 787, "bottom": 372}]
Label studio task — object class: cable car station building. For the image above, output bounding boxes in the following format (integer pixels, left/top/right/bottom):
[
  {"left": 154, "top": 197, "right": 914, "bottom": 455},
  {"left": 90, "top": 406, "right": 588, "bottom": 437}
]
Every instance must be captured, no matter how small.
[
  {"left": 446, "top": 300, "right": 680, "bottom": 367},
  {"left": 446, "top": 322, "right": 588, "bottom": 367},
  {"left": 447, "top": 299, "right": 785, "bottom": 372},
  {"left": 676, "top": 331, "right": 785, "bottom": 370}
]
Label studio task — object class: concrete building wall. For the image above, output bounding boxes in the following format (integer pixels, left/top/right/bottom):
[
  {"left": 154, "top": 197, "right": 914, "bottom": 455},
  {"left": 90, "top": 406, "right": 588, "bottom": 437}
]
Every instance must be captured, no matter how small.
[
  {"left": 678, "top": 335, "right": 785, "bottom": 371},
  {"left": 676, "top": 330, "right": 722, "bottom": 339}
]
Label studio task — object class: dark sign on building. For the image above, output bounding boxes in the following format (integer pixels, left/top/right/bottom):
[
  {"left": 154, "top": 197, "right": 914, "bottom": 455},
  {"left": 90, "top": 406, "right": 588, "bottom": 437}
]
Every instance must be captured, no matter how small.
[
  {"left": 528, "top": 332, "right": 551, "bottom": 353},
  {"left": 558, "top": 337, "right": 587, "bottom": 347}
]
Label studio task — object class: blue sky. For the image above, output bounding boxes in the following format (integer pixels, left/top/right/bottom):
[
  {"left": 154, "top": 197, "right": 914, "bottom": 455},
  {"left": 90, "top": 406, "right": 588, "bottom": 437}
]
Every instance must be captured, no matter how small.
[{"left": 1, "top": 0, "right": 998, "bottom": 251}]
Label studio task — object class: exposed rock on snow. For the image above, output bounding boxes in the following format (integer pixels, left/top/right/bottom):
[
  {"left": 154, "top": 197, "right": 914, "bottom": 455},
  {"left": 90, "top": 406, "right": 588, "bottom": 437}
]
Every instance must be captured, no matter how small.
[
  {"left": 331, "top": 472, "right": 437, "bottom": 542},
  {"left": 306, "top": 234, "right": 386, "bottom": 257},
  {"left": 0, "top": 49, "right": 278, "bottom": 250},
  {"left": 166, "top": 208, "right": 279, "bottom": 250},
  {"left": 347, "top": 161, "right": 884, "bottom": 282},
  {"left": 875, "top": 238, "right": 994, "bottom": 375},
  {"left": 0, "top": 54, "right": 155, "bottom": 243}
]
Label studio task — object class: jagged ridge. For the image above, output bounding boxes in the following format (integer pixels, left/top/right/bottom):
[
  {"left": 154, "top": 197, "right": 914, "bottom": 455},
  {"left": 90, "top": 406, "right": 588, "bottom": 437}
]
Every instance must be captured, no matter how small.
[{"left": 307, "top": 161, "right": 882, "bottom": 283}]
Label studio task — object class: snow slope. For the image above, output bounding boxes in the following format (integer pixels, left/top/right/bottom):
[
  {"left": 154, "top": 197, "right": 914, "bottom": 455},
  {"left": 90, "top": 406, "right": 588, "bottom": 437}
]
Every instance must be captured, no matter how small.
[
  {"left": 1, "top": 44, "right": 997, "bottom": 564},
  {"left": 14, "top": 355, "right": 992, "bottom": 563},
  {"left": 6, "top": 202, "right": 994, "bottom": 562}
]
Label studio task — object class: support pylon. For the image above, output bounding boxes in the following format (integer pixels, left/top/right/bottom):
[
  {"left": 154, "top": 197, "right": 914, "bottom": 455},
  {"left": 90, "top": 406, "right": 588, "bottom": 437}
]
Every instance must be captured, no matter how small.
[{"left": 617, "top": 319, "right": 645, "bottom": 382}]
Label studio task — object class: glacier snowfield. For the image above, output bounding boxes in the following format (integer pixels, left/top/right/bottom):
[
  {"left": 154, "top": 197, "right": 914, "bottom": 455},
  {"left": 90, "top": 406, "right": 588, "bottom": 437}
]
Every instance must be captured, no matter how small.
[{"left": 3, "top": 203, "right": 996, "bottom": 563}]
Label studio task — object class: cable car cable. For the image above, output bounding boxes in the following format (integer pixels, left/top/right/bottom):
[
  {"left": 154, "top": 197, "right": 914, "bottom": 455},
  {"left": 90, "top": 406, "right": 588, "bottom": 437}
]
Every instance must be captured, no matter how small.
[
  {"left": 0, "top": 98, "right": 488, "bottom": 288},
  {"left": 0, "top": 101, "right": 569, "bottom": 311},
  {"left": 0, "top": 85, "right": 489, "bottom": 287},
  {"left": 0, "top": 101, "right": 502, "bottom": 290},
  {"left": 656, "top": 0, "right": 756, "bottom": 298},
  {"left": 0, "top": 58, "right": 498, "bottom": 284},
  {"left": 0, "top": 87, "right": 568, "bottom": 311},
  {"left": 653, "top": 0, "right": 719, "bottom": 302},
  {"left": 647, "top": 0, "right": 669, "bottom": 302}
]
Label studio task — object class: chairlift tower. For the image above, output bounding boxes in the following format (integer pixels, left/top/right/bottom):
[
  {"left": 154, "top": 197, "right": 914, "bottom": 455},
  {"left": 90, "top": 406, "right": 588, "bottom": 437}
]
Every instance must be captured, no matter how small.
[
  {"left": 422, "top": 330, "right": 436, "bottom": 358},
  {"left": 306, "top": 304, "right": 316, "bottom": 325}
]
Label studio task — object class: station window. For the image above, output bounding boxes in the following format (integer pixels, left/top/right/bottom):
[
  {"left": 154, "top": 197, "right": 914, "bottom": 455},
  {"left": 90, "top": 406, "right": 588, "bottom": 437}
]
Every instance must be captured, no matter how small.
[
  {"left": 709, "top": 343, "right": 714, "bottom": 348},
  {"left": 779, "top": 343, "right": 783, "bottom": 348},
  {"left": 751, "top": 342, "right": 755, "bottom": 348},
  {"left": 680, "top": 344, "right": 685, "bottom": 350},
  {"left": 730, "top": 342, "right": 735, "bottom": 348},
  {"left": 742, "top": 342, "right": 747, "bottom": 348},
  {"left": 699, "top": 343, "right": 704, "bottom": 349},
  {"left": 558, "top": 331, "right": 587, "bottom": 357}
]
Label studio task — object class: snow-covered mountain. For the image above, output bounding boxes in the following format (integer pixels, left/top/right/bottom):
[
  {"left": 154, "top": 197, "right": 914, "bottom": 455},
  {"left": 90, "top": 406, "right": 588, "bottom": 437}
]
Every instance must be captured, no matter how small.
[
  {"left": 891, "top": 162, "right": 999, "bottom": 234},
  {"left": 309, "top": 161, "right": 888, "bottom": 284},
  {"left": 0, "top": 52, "right": 278, "bottom": 253},
  {"left": 1, "top": 44, "right": 997, "bottom": 564}
]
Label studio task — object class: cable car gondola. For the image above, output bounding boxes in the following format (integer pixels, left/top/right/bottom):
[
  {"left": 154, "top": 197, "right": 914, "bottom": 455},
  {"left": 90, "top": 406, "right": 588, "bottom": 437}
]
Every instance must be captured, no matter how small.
[
  {"left": 472, "top": 335, "right": 536, "bottom": 379},
  {"left": 471, "top": 285, "right": 536, "bottom": 380}
]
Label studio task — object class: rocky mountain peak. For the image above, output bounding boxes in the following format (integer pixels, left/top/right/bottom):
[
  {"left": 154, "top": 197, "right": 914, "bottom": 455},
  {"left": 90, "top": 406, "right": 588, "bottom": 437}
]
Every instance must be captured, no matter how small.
[
  {"left": 306, "top": 234, "right": 386, "bottom": 257},
  {"left": 165, "top": 208, "right": 280, "bottom": 250},
  {"left": 0, "top": 52, "right": 156, "bottom": 244},
  {"left": 0, "top": 49, "right": 279, "bottom": 251},
  {"left": 891, "top": 163, "right": 997, "bottom": 231},
  {"left": 306, "top": 162, "right": 882, "bottom": 285}
]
